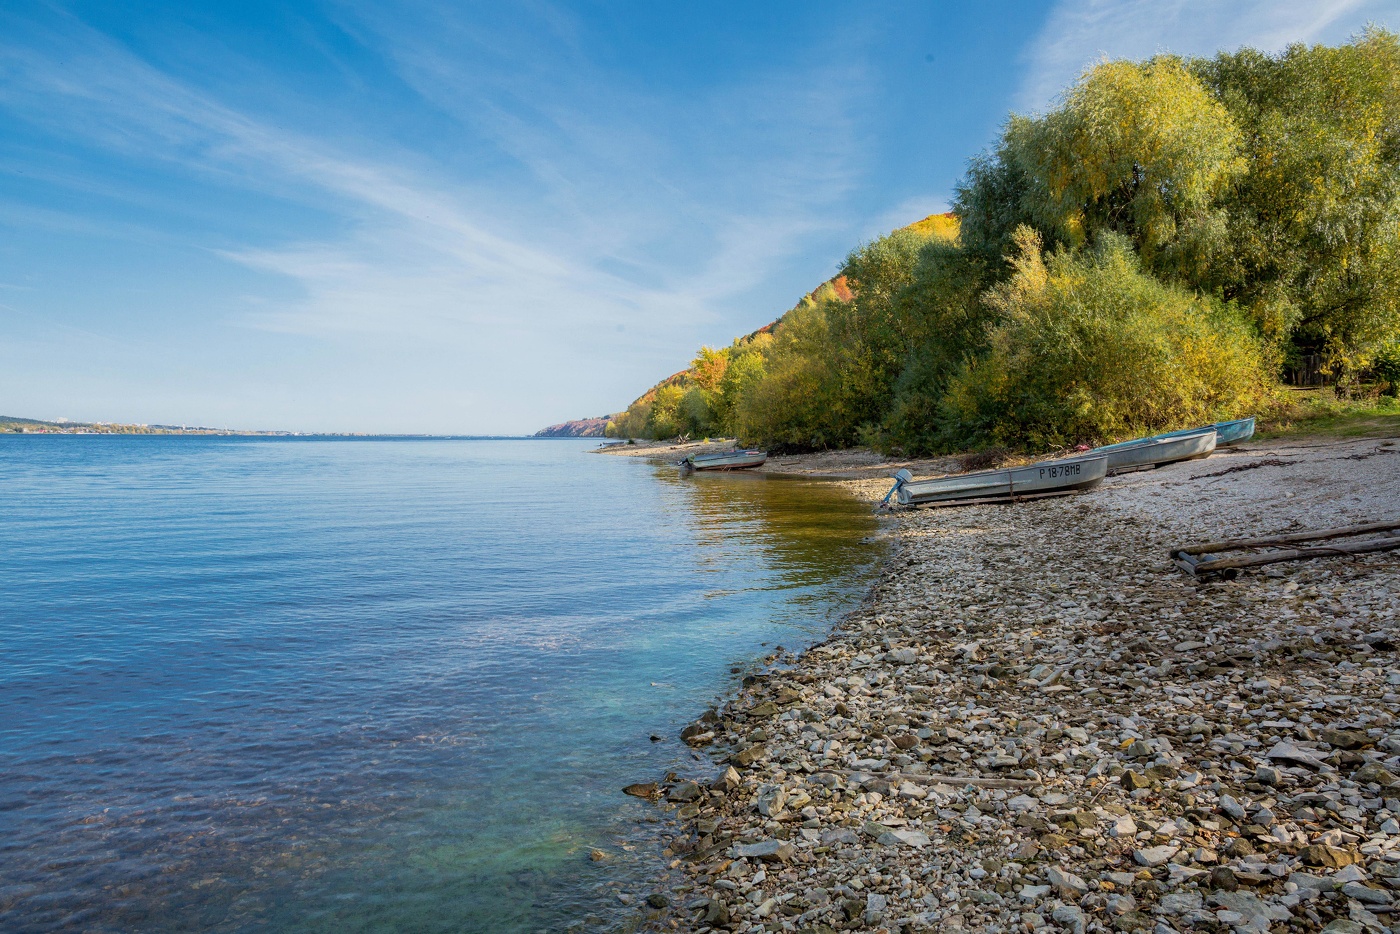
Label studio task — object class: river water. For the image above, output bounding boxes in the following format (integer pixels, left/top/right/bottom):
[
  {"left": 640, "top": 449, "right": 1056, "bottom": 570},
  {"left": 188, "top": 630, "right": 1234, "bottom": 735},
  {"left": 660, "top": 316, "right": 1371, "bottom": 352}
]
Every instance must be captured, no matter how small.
[{"left": 0, "top": 437, "right": 881, "bottom": 932}]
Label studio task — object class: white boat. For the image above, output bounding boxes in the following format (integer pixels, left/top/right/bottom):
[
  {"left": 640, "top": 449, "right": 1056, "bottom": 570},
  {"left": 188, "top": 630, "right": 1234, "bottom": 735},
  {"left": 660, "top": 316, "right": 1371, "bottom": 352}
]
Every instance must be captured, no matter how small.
[
  {"left": 1095, "top": 417, "right": 1255, "bottom": 452},
  {"left": 678, "top": 449, "right": 767, "bottom": 472},
  {"left": 1091, "top": 428, "right": 1217, "bottom": 474},
  {"left": 889, "top": 454, "right": 1107, "bottom": 507}
]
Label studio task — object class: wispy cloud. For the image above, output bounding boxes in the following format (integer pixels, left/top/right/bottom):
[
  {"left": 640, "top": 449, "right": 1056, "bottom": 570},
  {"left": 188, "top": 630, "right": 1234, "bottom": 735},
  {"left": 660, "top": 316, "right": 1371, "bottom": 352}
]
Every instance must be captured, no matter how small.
[
  {"left": 1019, "top": 0, "right": 1396, "bottom": 111},
  {"left": 0, "top": 3, "right": 873, "bottom": 427}
]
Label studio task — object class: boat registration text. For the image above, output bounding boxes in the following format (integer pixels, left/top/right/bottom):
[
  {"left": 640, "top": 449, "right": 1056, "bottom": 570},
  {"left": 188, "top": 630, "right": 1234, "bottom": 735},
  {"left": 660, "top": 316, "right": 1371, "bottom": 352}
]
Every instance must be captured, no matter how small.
[{"left": 1037, "top": 463, "right": 1083, "bottom": 480}]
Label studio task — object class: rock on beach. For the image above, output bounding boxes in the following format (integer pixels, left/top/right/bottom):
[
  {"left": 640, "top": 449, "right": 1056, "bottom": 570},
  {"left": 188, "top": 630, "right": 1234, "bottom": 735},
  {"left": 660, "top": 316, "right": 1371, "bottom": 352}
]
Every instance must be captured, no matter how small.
[{"left": 631, "top": 436, "right": 1400, "bottom": 933}]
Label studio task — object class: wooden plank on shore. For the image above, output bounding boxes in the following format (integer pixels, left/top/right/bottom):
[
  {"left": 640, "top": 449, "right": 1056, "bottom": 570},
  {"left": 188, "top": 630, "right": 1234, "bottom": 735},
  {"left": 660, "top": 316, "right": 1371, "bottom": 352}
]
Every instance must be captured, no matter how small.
[
  {"left": 1183, "top": 535, "right": 1400, "bottom": 573},
  {"left": 1172, "top": 520, "right": 1400, "bottom": 557}
]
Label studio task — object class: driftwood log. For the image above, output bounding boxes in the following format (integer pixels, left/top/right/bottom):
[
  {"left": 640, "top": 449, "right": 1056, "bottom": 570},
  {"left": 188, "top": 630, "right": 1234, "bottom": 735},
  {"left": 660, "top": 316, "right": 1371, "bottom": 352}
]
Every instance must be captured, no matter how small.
[{"left": 1172, "top": 521, "right": 1400, "bottom": 575}]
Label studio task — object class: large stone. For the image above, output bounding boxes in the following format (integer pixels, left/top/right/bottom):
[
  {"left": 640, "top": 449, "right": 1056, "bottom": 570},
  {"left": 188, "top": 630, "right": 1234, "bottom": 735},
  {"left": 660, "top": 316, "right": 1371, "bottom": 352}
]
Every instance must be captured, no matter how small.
[
  {"left": 1301, "top": 844, "right": 1360, "bottom": 868},
  {"left": 730, "top": 745, "right": 765, "bottom": 767},
  {"left": 667, "top": 780, "right": 701, "bottom": 804},
  {"left": 877, "top": 828, "right": 931, "bottom": 847},
  {"left": 1210, "top": 889, "right": 1290, "bottom": 927},
  {"left": 1320, "top": 728, "right": 1370, "bottom": 750},
  {"left": 1051, "top": 904, "right": 1086, "bottom": 934},
  {"left": 1342, "top": 881, "right": 1392, "bottom": 905},
  {"left": 1046, "top": 865, "right": 1088, "bottom": 898},
  {"left": 754, "top": 784, "right": 787, "bottom": 817},
  {"left": 1265, "top": 741, "right": 1329, "bottom": 770},
  {"left": 1159, "top": 892, "right": 1203, "bottom": 914},
  {"left": 864, "top": 891, "right": 888, "bottom": 925},
  {"left": 1121, "top": 770, "right": 1152, "bottom": 790},
  {"left": 711, "top": 765, "right": 741, "bottom": 790},
  {"left": 1353, "top": 761, "right": 1400, "bottom": 787},
  {"left": 1218, "top": 794, "right": 1247, "bottom": 821},
  {"left": 1133, "top": 845, "right": 1179, "bottom": 867},
  {"left": 1320, "top": 921, "right": 1364, "bottom": 934},
  {"left": 731, "top": 840, "right": 795, "bottom": 863},
  {"left": 622, "top": 782, "right": 658, "bottom": 798}
]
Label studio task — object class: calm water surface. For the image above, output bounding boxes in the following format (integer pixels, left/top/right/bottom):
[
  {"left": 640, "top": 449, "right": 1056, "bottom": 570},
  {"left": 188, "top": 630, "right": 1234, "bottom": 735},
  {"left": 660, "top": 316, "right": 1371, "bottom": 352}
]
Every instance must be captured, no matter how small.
[{"left": 0, "top": 437, "right": 881, "bottom": 932}]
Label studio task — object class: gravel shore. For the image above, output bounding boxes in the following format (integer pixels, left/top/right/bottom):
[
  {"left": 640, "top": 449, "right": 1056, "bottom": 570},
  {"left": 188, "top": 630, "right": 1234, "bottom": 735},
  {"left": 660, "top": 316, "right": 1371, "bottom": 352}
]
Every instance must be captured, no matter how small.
[{"left": 634, "top": 434, "right": 1400, "bottom": 934}]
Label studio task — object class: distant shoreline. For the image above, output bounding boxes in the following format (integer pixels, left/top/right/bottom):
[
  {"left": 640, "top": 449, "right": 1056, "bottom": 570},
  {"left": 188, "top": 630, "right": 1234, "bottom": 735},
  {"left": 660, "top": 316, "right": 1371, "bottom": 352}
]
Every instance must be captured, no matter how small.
[
  {"left": 0, "top": 416, "right": 579, "bottom": 439},
  {"left": 0, "top": 428, "right": 571, "bottom": 441}
]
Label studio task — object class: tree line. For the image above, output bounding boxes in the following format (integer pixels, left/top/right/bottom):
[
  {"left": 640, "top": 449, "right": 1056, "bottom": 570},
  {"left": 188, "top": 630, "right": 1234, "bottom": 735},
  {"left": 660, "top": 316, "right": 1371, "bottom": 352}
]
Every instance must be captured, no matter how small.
[{"left": 609, "top": 31, "right": 1400, "bottom": 453}]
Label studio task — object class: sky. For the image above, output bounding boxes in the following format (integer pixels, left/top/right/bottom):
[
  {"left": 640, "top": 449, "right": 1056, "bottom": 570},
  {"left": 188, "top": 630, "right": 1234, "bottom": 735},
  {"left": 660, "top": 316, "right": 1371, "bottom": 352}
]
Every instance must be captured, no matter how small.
[{"left": 3, "top": 1, "right": 1399, "bottom": 434}]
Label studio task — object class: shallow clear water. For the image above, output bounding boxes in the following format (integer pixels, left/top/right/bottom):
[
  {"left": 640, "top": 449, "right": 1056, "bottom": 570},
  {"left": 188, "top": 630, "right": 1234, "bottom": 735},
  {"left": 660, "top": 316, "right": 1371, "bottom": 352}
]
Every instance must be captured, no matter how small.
[{"left": 0, "top": 437, "right": 881, "bottom": 932}]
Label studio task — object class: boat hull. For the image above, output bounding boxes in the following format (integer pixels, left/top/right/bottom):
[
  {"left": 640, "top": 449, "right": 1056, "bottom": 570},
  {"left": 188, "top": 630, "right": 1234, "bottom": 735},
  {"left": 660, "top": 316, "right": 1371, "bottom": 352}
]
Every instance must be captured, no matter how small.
[
  {"left": 895, "top": 455, "right": 1107, "bottom": 506},
  {"left": 1095, "top": 417, "right": 1255, "bottom": 453},
  {"left": 681, "top": 450, "right": 767, "bottom": 471},
  {"left": 1209, "top": 417, "right": 1255, "bottom": 446},
  {"left": 1097, "top": 429, "right": 1216, "bottom": 474}
]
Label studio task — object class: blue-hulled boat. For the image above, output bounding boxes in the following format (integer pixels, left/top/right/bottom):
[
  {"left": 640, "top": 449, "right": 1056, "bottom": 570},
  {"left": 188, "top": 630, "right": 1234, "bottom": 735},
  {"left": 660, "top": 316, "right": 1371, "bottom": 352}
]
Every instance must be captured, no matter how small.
[{"left": 1160, "top": 417, "right": 1255, "bottom": 447}]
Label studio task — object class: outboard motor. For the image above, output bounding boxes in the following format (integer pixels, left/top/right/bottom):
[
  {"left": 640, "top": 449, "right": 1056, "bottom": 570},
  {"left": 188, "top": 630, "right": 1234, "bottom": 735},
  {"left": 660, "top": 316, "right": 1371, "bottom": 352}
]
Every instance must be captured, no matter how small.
[{"left": 879, "top": 468, "right": 914, "bottom": 509}]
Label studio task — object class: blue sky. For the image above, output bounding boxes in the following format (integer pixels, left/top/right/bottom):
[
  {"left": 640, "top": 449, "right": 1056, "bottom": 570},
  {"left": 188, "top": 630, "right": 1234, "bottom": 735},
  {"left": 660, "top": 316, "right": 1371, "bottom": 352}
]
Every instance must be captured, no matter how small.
[{"left": 3, "top": 1, "right": 1398, "bottom": 433}]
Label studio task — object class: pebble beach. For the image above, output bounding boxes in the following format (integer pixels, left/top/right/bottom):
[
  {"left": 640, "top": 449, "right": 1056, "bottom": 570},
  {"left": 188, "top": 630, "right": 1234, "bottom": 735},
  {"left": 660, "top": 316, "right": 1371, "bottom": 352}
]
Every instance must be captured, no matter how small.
[{"left": 619, "top": 433, "right": 1400, "bottom": 934}]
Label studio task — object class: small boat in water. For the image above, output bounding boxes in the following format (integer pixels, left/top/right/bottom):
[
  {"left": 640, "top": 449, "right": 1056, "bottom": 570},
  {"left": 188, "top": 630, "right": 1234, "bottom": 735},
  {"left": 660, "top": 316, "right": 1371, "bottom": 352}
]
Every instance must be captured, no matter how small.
[
  {"left": 887, "top": 454, "right": 1107, "bottom": 507},
  {"left": 678, "top": 449, "right": 768, "bottom": 472}
]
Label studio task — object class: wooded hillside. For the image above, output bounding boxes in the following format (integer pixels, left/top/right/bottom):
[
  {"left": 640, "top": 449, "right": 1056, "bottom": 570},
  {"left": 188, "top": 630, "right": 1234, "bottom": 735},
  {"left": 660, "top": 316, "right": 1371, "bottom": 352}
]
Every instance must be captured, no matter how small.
[{"left": 604, "top": 33, "right": 1400, "bottom": 453}]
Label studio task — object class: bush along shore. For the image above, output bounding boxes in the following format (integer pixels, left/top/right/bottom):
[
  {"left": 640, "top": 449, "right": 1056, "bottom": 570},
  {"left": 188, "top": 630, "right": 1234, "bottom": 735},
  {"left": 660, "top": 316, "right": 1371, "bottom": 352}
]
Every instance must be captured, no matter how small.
[{"left": 624, "top": 435, "right": 1400, "bottom": 934}]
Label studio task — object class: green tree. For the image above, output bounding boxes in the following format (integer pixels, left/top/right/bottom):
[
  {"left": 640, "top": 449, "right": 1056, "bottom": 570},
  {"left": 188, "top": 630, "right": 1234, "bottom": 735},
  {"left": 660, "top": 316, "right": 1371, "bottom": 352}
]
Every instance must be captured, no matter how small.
[
  {"left": 1193, "top": 29, "right": 1400, "bottom": 379},
  {"left": 1018, "top": 57, "right": 1243, "bottom": 284},
  {"left": 735, "top": 298, "right": 849, "bottom": 450},
  {"left": 882, "top": 241, "right": 995, "bottom": 453},
  {"left": 647, "top": 384, "right": 686, "bottom": 439},
  {"left": 714, "top": 336, "right": 769, "bottom": 436},
  {"left": 826, "top": 226, "right": 951, "bottom": 444},
  {"left": 942, "top": 230, "right": 1273, "bottom": 448}
]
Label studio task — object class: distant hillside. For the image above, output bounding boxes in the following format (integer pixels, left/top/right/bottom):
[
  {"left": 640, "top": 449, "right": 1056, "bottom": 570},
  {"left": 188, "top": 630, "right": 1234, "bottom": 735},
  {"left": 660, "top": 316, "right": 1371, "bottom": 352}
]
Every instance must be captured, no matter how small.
[
  {"left": 532, "top": 213, "right": 957, "bottom": 440},
  {"left": 611, "top": 273, "right": 857, "bottom": 419},
  {"left": 591, "top": 213, "right": 954, "bottom": 440},
  {"left": 0, "top": 414, "right": 284, "bottom": 435},
  {"left": 534, "top": 416, "right": 616, "bottom": 438}
]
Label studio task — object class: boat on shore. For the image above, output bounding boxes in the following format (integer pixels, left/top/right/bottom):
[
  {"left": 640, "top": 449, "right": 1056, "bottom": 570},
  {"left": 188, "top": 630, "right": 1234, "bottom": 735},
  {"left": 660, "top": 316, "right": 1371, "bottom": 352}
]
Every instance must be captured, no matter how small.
[
  {"left": 1092, "top": 427, "right": 1217, "bottom": 474},
  {"left": 678, "top": 449, "right": 767, "bottom": 472},
  {"left": 888, "top": 454, "right": 1107, "bottom": 508},
  {"left": 1160, "top": 416, "right": 1255, "bottom": 447},
  {"left": 1094, "top": 417, "right": 1255, "bottom": 454}
]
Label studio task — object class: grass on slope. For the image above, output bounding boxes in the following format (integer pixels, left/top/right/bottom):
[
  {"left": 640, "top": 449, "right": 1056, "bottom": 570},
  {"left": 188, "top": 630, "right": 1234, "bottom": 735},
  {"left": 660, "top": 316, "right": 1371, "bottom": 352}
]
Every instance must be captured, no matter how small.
[{"left": 1256, "top": 389, "right": 1400, "bottom": 441}]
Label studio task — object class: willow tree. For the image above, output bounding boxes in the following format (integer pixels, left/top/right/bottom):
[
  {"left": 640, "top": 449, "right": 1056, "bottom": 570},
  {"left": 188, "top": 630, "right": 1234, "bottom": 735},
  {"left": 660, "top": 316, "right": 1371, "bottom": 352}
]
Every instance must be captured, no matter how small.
[
  {"left": 1193, "top": 29, "right": 1400, "bottom": 380},
  {"left": 1014, "top": 57, "right": 1246, "bottom": 286}
]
